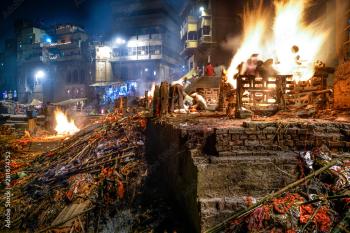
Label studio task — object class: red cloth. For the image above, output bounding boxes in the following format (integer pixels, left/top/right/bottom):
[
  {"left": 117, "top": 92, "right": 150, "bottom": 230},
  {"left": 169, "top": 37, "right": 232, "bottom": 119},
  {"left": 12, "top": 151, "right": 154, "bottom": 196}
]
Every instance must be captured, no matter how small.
[{"left": 205, "top": 64, "right": 215, "bottom": 76}]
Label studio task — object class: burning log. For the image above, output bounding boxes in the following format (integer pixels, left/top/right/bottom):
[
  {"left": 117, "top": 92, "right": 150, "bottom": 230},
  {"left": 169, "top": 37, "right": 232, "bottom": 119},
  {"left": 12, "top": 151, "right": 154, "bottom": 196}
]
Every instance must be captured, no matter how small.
[
  {"left": 144, "top": 90, "right": 149, "bottom": 110},
  {"left": 160, "top": 81, "right": 169, "bottom": 116},
  {"left": 152, "top": 85, "right": 160, "bottom": 117}
]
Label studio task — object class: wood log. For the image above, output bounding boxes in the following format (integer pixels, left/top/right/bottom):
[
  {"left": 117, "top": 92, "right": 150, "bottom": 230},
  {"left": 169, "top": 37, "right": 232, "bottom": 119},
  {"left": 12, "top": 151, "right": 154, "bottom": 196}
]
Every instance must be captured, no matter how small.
[
  {"left": 152, "top": 85, "right": 160, "bottom": 117},
  {"left": 160, "top": 81, "right": 169, "bottom": 115}
]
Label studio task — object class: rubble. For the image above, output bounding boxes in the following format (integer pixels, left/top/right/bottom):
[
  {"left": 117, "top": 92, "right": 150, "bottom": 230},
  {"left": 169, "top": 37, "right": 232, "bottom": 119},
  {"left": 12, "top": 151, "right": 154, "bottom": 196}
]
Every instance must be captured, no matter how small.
[{"left": 205, "top": 145, "right": 350, "bottom": 233}]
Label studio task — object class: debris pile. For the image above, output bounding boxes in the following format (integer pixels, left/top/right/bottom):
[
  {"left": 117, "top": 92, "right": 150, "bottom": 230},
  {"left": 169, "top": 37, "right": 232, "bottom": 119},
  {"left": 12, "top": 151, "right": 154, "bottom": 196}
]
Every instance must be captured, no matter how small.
[
  {"left": 0, "top": 113, "right": 177, "bottom": 232},
  {"left": 206, "top": 145, "right": 350, "bottom": 233}
]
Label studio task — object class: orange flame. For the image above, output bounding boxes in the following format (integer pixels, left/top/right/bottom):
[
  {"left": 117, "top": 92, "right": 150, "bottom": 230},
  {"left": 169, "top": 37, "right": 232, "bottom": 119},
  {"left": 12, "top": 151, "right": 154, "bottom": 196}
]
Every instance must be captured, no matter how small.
[
  {"left": 54, "top": 110, "right": 79, "bottom": 135},
  {"left": 148, "top": 82, "right": 156, "bottom": 98},
  {"left": 227, "top": 0, "right": 329, "bottom": 88}
]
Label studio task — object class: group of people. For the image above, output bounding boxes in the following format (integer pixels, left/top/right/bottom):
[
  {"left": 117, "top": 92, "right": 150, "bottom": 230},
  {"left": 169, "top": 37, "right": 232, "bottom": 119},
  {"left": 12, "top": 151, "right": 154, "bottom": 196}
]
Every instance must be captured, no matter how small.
[
  {"left": 169, "top": 67, "right": 210, "bottom": 114},
  {"left": 204, "top": 62, "right": 226, "bottom": 77}
]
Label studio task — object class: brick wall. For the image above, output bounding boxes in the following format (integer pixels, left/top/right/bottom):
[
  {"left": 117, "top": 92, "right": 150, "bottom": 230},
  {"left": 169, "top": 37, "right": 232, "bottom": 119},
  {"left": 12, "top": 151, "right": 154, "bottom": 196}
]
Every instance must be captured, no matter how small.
[
  {"left": 215, "top": 121, "right": 350, "bottom": 155},
  {"left": 147, "top": 117, "right": 350, "bottom": 232},
  {"left": 334, "top": 61, "right": 350, "bottom": 109}
]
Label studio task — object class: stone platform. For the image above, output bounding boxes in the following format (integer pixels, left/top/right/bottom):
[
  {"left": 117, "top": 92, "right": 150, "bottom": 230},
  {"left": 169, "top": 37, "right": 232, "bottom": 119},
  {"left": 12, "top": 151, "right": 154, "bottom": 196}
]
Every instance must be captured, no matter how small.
[{"left": 146, "top": 113, "right": 350, "bottom": 232}]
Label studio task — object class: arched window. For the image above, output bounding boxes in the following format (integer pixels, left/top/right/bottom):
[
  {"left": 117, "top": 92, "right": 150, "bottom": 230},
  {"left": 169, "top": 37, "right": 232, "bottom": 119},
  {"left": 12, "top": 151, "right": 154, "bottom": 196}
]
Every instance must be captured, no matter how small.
[
  {"left": 73, "top": 70, "right": 78, "bottom": 83},
  {"left": 66, "top": 72, "right": 72, "bottom": 83},
  {"left": 80, "top": 70, "right": 85, "bottom": 83}
]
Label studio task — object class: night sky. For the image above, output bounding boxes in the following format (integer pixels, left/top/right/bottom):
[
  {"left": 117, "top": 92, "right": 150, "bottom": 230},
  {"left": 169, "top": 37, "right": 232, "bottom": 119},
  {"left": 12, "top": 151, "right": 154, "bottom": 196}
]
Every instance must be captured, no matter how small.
[{"left": 0, "top": 0, "right": 185, "bottom": 50}]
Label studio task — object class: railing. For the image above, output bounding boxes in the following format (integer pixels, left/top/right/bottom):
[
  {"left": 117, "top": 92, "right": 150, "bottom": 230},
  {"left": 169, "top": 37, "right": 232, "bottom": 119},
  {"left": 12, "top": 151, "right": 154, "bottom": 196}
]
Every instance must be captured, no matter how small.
[{"left": 185, "top": 40, "right": 198, "bottom": 49}]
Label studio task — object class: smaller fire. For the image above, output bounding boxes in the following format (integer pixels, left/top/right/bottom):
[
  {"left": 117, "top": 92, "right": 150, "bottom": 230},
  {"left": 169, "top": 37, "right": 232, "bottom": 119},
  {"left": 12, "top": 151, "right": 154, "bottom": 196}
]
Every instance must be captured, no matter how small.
[
  {"left": 148, "top": 82, "right": 156, "bottom": 98},
  {"left": 54, "top": 109, "right": 79, "bottom": 135}
]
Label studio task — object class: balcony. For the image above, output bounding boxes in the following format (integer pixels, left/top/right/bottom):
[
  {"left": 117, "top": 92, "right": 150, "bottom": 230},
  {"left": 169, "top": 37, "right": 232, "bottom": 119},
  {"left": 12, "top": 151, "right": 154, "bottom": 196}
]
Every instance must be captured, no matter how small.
[
  {"left": 111, "top": 54, "right": 162, "bottom": 62},
  {"left": 199, "top": 35, "right": 213, "bottom": 44},
  {"left": 181, "top": 40, "right": 198, "bottom": 56},
  {"left": 185, "top": 40, "right": 198, "bottom": 49},
  {"left": 180, "top": 16, "right": 198, "bottom": 39}
]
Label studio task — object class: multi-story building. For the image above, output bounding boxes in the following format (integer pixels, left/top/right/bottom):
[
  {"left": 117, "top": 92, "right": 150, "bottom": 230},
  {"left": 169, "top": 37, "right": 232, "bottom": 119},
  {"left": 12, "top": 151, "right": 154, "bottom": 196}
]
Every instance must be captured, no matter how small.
[
  {"left": 42, "top": 24, "right": 90, "bottom": 102},
  {"left": 16, "top": 26, "right": 50, "bottom": 102},
  {"left": 180, "top": 0, "right": 241, "bottom": 71},
  {"left": 16, "top": 23, "right": 92, "bottom": 103},
  {"left": 0, "top": 38, "right": 18, "bottom": 97},
  {"left": 110, "top": 0, "right": 183, "bottom": 89}
]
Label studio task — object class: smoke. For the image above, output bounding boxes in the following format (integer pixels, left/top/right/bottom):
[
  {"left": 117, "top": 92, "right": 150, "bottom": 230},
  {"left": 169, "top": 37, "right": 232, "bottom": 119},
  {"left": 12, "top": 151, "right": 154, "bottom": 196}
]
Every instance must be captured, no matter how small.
[{"left": 221, "top": 35, "right": 242, "bottom": 53}]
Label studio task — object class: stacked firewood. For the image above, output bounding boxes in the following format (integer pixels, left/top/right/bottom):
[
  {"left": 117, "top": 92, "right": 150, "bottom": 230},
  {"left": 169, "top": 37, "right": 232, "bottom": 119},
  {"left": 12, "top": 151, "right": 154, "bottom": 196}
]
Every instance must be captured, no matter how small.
[{"left": 282, "top": 65, "right": 334, "bottom": 117}]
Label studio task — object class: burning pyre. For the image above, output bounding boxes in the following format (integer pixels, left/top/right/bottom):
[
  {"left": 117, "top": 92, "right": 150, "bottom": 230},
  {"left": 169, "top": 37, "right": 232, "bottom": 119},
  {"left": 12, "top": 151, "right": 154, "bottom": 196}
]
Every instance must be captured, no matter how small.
[
  {"left": 54, "top": 109, "right": 79, "bottom": 136},
  {"left": 227, "top": 0, "right": 330, "bottom": 88}
]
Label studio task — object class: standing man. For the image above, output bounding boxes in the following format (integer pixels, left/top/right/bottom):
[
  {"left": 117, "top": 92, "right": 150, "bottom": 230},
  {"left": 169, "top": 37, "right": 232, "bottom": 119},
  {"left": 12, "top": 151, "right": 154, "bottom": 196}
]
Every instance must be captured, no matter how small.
[{"left": 205, "top": 62, "right": 215, "bottom": 76}]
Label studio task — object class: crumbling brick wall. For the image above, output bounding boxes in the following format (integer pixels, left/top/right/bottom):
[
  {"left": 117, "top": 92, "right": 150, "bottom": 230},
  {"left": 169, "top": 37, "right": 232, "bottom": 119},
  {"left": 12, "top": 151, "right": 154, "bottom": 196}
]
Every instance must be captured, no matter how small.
[
  {"left": 334, "top": 61, "right": 350, "bottom": 109},
  {"left": 215, "top": 121, "right": 350, "bottom": 156},
  {"left": 147, "top": 118, "right": 350, "bottom": 232}
]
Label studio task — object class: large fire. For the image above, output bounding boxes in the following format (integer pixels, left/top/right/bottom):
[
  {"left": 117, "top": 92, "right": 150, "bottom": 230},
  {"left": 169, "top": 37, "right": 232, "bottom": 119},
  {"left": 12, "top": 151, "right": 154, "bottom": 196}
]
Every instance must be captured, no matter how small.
[
  {"left": 227, "top": 0, "right": 330, "bottom": 88},
  {"left": 54, "top": 110, "right": 79, "bottom": 135}
]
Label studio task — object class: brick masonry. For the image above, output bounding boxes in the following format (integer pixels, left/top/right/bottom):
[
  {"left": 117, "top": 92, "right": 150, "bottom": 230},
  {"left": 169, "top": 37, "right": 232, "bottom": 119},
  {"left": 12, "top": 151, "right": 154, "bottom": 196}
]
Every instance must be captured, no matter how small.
[
  {"left": 146, "top": 116, "right": 350, "bottom": 232},
  {"left": 215, "top": 121, "right": 350, "bottom": 155}
]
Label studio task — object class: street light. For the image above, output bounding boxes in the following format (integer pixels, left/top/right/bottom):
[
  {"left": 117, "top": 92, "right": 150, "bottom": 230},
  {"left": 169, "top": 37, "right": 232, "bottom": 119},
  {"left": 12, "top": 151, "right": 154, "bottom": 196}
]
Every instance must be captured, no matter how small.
[
  {"left": 33, "top": 70, "right": 46, "bottom": 101},
  {"left": 115, "top": 37, "right": 126, "bottom": 45},
  {"left": 35, "top": 70, "right": 45, "bottom": 80},
  {"left": 199, "top": 6, "right": 205, "bottom": 13},
  {"left": 34, "top": 70, "right": 45, "bottom": 86}
]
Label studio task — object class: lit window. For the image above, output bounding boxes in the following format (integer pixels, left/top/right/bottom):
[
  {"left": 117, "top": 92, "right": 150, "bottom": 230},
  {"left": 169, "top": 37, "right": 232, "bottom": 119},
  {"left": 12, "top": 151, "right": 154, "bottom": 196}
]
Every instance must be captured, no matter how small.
[
  {"left": 203, "top": 26, "right": 210, "bottom": 36},
  {"left": 150, "top": 45, "right": 161, "bottom": 55}
]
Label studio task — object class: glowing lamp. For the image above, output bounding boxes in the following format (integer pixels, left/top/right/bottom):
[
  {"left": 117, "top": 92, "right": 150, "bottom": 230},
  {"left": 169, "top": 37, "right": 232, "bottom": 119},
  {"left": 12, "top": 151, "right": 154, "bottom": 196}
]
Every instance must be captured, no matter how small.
[
  {"left": 35, "top": 70, "right": 45, "bottom": 79},
  {"left": 115, "top": 38, "right": 126, "bottom": 45}
]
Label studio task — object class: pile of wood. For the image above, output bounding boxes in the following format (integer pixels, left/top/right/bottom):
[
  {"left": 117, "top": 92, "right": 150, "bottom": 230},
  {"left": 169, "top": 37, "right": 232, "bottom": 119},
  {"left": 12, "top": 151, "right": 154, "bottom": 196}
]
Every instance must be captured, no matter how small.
[
  {"left": 0, "top": 113, "right": 153, "bottom": 232},
  {"left": 282, "top": 66, "right": 334, "bottom": 117}
]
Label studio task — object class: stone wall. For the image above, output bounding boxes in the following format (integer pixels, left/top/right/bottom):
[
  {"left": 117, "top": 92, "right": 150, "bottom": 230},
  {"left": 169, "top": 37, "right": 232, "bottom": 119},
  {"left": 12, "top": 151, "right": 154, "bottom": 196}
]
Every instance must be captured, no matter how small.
[{"left": 146, "top": 117, "right": 350, "bottom": 232}]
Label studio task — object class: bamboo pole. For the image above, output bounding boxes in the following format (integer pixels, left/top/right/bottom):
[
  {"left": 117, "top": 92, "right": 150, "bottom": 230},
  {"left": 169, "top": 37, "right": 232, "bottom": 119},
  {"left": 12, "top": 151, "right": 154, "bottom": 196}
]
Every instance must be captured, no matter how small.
[{"left": 205, "top": 159, "right": 338, "bottom": 233}]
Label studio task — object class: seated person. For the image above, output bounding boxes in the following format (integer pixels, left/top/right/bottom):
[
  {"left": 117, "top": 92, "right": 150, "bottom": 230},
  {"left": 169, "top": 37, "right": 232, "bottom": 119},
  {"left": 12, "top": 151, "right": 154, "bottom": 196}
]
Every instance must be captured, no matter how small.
[{"left": 190, "top": 92, "right": 207, "bottom": 111}]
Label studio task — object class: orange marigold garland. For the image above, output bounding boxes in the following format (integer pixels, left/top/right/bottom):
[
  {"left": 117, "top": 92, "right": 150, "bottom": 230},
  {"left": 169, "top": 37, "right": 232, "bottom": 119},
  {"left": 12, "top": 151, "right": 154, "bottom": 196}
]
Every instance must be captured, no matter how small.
[{"left": 273, "top": 193, "right": 304, "bottom": 214}]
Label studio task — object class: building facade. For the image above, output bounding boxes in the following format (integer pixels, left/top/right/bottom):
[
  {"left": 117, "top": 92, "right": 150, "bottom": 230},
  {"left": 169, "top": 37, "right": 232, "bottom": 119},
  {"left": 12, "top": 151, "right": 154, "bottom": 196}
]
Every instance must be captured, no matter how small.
[
  {"left": 16, "top": 26, "right": 50, "bottom": 102},
  {"left": 42, "top": 24, "right": 90, "bottom": 102},
  {"left": 180, "top": 0, "right": 241, "bottom": 71},
  {"left": 110, "top": 0, "right": 183, "bottom": 92},
  {"left": 0, "top": 38, "right": 18, "bottom": 99},
  {"left": 90, "top": 43, "right": 113, "bottom": 84},
  {"left": 16, "top": 23, "right": 93, "bottom": 103}
]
